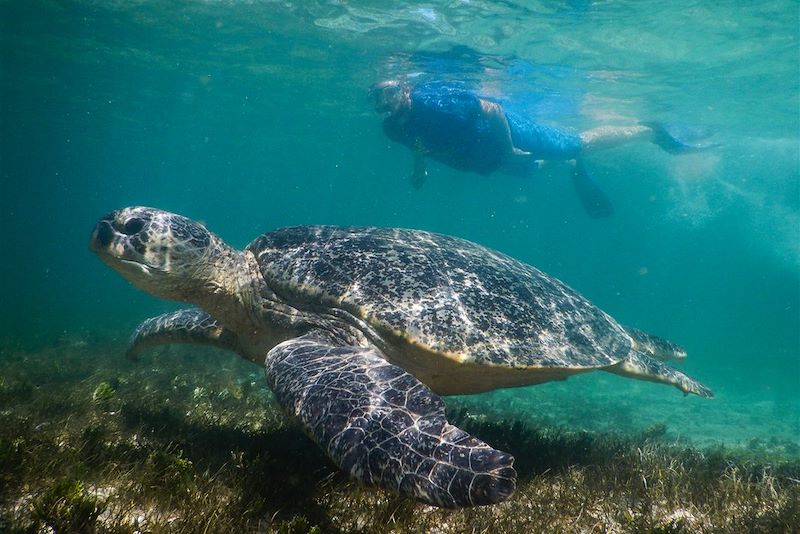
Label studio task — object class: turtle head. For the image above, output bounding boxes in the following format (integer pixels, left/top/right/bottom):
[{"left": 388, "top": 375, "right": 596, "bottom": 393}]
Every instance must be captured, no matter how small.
[{"left": 90, "top": 207, "right": 231, "bottom": 302}]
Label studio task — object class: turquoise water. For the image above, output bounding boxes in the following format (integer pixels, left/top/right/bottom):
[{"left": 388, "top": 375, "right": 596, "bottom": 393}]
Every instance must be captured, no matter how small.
[{"left": 1, "top": 0, "right": 798, "bottom": 447}]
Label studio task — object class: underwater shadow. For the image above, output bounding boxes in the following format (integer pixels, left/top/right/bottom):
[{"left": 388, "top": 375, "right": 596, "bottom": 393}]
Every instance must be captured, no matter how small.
[
  {"left": 449, "top": 406, "right": 641, "bottom": 479},
  {"left": 119, "top": 400, "right": 344, "bottom": 529}
]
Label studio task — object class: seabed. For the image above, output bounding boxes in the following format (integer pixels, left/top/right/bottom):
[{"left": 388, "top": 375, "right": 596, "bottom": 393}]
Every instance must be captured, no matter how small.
[{"left": 1, "top": 337, "right": 797, "bottom": 533}]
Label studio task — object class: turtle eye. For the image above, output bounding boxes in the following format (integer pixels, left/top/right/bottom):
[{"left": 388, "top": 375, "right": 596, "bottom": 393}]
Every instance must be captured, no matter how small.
[{"left": 122, "top": 218, "right": 145, "bottom": 235}]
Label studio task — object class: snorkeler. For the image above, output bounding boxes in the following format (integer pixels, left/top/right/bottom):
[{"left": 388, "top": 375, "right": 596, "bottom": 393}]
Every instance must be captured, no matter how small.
[{"left": 370, "top": 79, "right": 714, "bottom": 217}]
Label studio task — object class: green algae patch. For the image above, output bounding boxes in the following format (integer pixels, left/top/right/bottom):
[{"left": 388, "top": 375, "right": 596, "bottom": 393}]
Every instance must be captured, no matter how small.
[{"left": 0, "top": 339, "right": 798, "bottom": 533}]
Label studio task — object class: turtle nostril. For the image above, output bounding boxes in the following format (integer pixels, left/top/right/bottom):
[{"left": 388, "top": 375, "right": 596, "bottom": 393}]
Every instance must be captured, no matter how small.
[{"left": 122, "top": 218, "right": 145, "bottom": 235}]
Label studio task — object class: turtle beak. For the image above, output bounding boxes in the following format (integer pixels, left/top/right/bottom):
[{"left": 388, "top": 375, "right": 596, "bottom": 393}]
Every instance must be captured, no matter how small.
[
  {"left": 90, "top": 211, "right": 157, "bottom": 289},
  {"left": 89, "top": 213, "right": 117, "bottom": 253}
]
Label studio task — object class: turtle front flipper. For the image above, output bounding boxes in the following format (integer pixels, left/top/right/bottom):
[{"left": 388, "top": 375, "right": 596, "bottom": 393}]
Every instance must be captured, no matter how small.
[
  {"left": 265, "top": 330, "right": 516, "bottom": 508},
  {"left": 127, "top": 308, "right": 240, "bottom": 360}
]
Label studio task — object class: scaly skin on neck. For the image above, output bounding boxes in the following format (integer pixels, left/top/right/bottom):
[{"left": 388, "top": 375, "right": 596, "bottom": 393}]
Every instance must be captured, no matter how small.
[{"left": 184, "top": 241, "right": 304, "bottom": 363}]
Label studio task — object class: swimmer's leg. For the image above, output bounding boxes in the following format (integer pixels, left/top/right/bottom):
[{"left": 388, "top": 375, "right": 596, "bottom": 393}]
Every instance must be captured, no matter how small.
[
  {"left": 480, "top": 99, "right": 530, "bottom": 156},
  {"left": 580, "top": 123, "right": 718, "bottom": 154},
  {"left": 579, "top": 125, "right": 653, "bottom": 153},
  {"left": 570, "top": 159, "right": 614, "bottom": 218}
]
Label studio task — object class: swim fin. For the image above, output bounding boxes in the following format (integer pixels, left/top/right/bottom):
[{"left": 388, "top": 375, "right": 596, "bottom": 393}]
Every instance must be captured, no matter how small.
[
  {"left": 410, "top": 142, "right": 427, "bottom": 189},
  {"left": 641, "top": 121, "right": 719, "bottom": 154},
  {"left": 570, "top": 159, "right": 614, "bottom": 218}
]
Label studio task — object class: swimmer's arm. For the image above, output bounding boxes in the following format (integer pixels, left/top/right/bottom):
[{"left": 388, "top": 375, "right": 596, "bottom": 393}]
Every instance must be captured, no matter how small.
[
  {"left": 479, "top": 99, "right": 530, "bottom": 156},
  {"left": 411, "top": 137, "right": 427, "bottom": 189}
]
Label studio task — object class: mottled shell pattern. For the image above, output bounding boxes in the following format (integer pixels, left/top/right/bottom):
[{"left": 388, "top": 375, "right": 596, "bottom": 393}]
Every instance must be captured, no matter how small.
[{"left": 249, "top": 226, "right": 631, "bottom": 369}]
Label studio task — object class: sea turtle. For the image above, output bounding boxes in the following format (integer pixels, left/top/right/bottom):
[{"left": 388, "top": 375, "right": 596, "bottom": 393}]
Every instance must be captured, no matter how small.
[{"left": 90, "top": 207, "right": 713, "bottom": 508}]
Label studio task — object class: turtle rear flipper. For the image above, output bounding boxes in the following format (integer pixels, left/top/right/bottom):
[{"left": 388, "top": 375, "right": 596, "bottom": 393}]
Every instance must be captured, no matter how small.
[
  {"left": 127, "top": 308, "right": 241, "bottom": 360},
  {"left": 608, "top": 351, "right": 714, "bottom": 399},
  {"left": 624, "top": 326, "right": 687, "bottom": 362},
  {"left": 266, "top": 330, "right": 516, "bottom": 508}
]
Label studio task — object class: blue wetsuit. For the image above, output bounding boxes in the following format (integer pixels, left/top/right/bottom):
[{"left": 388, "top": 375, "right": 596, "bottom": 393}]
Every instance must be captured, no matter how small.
[{"left": 382, "top": 82, "right": 583, "bottom": 175}]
